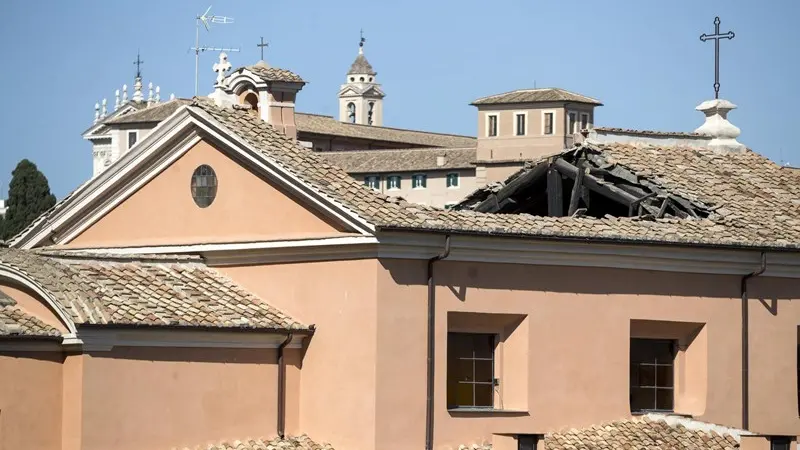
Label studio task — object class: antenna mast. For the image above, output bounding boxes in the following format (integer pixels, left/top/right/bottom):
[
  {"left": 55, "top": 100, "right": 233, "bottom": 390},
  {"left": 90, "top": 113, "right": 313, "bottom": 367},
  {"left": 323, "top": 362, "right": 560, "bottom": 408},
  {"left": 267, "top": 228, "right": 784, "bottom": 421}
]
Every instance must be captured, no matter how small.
[{"left": 192, "top": 6, "right": 239, "bottom": 96}]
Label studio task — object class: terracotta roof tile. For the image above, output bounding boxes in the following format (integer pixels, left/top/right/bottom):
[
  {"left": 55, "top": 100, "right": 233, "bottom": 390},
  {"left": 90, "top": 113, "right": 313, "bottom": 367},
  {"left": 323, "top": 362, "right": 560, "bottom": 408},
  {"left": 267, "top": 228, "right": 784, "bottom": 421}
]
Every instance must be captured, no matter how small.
[
  {"left": 0, "top": 249, "right": 306, "bottom": 331},
  {"left": 295, "top": 113, "right": 477, "bottom": 148},
  {"left": 238, "top": 65, "right": 306, "bottom": 84},
  {"left": 105, "top": 99, "right": 192, "bottom": 125},
  {"left": 471, "top": 88, "right": 602, "bottom": 106},
  {"left": 594, "top": 127, "right": 705, "bottom": 138},
  {"left": 320, "top": 147, "right": 476, "bottom": 173},
  {"left": 0, "top": 290, "right": 61, "bottom": 338}
]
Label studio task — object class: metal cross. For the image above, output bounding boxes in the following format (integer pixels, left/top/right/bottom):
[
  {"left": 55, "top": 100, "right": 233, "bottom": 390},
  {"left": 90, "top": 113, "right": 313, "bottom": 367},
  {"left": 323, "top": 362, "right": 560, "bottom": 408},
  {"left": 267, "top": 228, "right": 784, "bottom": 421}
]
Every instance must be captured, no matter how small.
[
  {"left": 699, "top": 16, "right": 735, "bottom": 99},
  {"left": 133, "top": 50, "right": 144, "bottom": 78},
  {"left": 360, "top": 28, "right": 365, "bottom": 47},
  {"left": 257, "top": 36, "right": 269, "bottom": 60}
]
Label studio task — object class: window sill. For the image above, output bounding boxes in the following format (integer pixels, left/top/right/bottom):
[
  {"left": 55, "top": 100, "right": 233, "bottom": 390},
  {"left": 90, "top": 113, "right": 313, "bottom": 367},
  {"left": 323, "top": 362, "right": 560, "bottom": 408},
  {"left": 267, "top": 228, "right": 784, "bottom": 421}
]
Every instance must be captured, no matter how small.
[{"left": 448, "top": 408, "right": 529, "bottom": 415}]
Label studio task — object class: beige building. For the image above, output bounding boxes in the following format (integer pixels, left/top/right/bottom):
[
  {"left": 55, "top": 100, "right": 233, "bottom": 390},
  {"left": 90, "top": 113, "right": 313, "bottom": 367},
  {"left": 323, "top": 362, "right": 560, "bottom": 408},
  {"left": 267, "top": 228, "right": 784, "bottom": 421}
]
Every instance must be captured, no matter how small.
[{"left": 1, "top": 57, "right": 800, "bottom": 450}]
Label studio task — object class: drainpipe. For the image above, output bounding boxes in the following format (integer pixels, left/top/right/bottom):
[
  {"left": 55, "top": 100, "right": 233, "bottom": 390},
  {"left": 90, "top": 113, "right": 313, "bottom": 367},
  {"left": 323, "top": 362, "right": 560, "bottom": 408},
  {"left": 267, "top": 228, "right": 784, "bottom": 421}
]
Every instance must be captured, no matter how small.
[
  {"left": 426, "top": 235, "right": 451, "bottom": 450},
  {"left": 277, "top": 333, "right": 294, "bottom": 439},
  {"left": 740, "top": 252, "right": 766, "bottom": 431}
]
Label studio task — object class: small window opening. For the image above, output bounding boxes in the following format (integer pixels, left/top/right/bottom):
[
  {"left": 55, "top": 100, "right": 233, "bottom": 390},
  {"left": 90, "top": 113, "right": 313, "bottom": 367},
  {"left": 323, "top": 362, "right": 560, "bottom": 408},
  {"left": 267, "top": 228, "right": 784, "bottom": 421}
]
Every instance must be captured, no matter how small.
[
  {"left": 630, "top": 338, "right": 675, "bottom": 412},
  {"left": 190, "top": 164, "right": 218, "bottom": 208},
  {"left": 447, "top": 333, "right": 496, "bottom": 409}
]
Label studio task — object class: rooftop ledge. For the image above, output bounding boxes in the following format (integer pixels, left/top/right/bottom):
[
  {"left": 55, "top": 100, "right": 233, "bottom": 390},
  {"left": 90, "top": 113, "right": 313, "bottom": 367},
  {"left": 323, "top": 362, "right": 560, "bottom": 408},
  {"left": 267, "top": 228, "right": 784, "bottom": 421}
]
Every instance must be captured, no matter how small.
[{"left": 448, "top": 408, "right": 529, "bottom": 416}]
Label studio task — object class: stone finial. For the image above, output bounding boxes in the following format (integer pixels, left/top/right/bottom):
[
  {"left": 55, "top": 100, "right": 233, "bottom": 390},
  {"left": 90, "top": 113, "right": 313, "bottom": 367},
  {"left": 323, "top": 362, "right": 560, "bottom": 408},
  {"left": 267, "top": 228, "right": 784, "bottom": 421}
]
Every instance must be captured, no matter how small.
[
  {"left": 94, "top": 102, "right": 100, "bottom": 123},
  {"left": 155, "top": 86, "right": 161, "bottom": 103},
  {"left": 101, "top": 98, "right": 108, "bottom": 118},
  {"left": 213, "top": 52, "right": 231, "bottom": 86},
  {"left": 114, "top": 89, "right": 120, "bottom": 110},
  {"left": 122, "top": 84, "right": 129, "bottom": 103},
  {"left": 147, "top": 81, "right": 154, "bottom": 106},
  {"left": 694, "top": 99, "right": 746, "bottom": 153},
  {"left": 132, "top": 77, "right": 144, "bottom": 103},
  {"left": 169, "top": 93, "right": 175, "bottom": 101}
]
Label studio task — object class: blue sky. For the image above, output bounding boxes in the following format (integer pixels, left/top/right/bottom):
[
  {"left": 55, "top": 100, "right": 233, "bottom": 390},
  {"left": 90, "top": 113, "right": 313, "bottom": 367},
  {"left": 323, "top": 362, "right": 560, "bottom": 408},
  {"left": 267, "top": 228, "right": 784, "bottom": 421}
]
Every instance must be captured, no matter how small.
[{"left": 1, "top": 0, "right": 798, "bottom": 198}]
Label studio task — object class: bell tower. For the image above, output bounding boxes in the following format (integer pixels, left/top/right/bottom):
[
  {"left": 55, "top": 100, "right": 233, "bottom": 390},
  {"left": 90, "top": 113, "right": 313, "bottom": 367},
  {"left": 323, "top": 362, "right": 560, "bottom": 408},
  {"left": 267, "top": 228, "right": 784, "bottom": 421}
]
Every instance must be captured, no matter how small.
[{"left": 338, "top": 32, "right": 385, "bottom": 126}]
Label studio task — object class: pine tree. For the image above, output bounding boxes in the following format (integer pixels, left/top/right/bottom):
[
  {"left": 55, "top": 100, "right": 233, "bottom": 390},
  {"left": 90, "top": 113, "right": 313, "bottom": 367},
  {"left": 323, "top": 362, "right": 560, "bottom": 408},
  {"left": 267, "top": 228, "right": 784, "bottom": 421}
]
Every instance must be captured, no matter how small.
[{"left": 2, "top": 160, "right": 56, "bottom": 240}]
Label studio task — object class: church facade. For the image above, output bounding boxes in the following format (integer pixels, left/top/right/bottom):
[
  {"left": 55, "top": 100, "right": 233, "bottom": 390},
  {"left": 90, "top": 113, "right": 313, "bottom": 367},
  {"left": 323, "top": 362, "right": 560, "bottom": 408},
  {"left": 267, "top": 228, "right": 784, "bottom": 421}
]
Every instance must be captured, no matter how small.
[{"left": 2, "top": 41, "right": 799, "bottom": 450}]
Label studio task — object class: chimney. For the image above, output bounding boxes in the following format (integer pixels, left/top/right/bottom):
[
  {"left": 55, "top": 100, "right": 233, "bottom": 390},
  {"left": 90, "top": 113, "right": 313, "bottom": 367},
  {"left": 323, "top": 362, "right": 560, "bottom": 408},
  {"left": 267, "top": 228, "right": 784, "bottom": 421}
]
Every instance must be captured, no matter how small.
[
  {"left": 262, "top": 86, "right": 302, "bottom": 140},
  {"left": 694, "top": 99, "right": 746, "bottom": 153}
]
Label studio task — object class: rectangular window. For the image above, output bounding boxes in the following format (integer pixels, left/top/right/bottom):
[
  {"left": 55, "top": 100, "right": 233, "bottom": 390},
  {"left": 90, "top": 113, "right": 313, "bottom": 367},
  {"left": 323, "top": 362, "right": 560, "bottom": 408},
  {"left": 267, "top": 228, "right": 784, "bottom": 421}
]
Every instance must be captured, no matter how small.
[
  {"left": 771, "top": 437, "right": 791, "bottom": 450},
  {"left": 387, "top": 175, "right": 401, "bottom": 190},
  {"left": 568, "top": 112, "right": 577, "bottom": 134},
  {"left": 517, "top": 435, "right": 540, "bottom": 450},
  {"left": 630, "top": 338, "right": 675, "bottom": 412},
  {"left": 543, "top": 112, "right": 554, "bottom": 135},
  {"left": 363, "top": 176, "right": 380, "bottom": 191},
  {"left": 412, "top": 174, "right": 427, "bottom": 189},
  {"left": 446, "top": 173, "right": 460, "bottom": 188},
  {"left": 515, "top": 113, "right": 526, "bottom": 136},
  {"left": 128, "top": 131, "right": 138, "bottom": 148},
  {"left": 580, "top": 113, "right": 590, "bottom": 130},
  {"left": 447, "top": 333, "right": 495, "bottom": 409},
  {"left": 487, "top": 114, "right": 498, "bottom": 137}
]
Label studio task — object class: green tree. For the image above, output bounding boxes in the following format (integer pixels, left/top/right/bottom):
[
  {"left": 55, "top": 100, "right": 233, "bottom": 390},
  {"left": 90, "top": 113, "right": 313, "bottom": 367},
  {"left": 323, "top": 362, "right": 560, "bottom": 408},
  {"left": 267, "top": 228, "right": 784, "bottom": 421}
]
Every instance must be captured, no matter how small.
[{"left": 2, "top": 160, "right": 56, "bottom": 240}]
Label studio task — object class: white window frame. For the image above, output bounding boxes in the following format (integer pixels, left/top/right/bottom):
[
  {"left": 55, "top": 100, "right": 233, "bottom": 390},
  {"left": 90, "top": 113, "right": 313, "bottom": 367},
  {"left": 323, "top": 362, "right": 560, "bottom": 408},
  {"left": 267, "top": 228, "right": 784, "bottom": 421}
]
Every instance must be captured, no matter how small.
[
  {"left": 412, "top": 173, "right": 427, "bottom": 190},
  {"left": 485, "top": 113, "right": 499, "bottom": 137},
  {"left": 387, "top": 175, "right": 401, "bottom": 190},
  {"left": 541, "top": 110, "right": 556, "bottom": 135},
  {"left": 568, "top": 112, "right": 577, "bottom": 135},
  {"left": 364, "top": 175, "right": 380, "bottom": 191},
  {"left": 127, "top": 130, "right": 139, "bottom": 148},
  {"left": 446, "top": 172, "right": 460, "bottom": 189},
  {"left": 580, "top": 112, "right": 590, "bottom": 131},
  {"left": 513, "top": 111, "right": 528, "bottom": 137}
]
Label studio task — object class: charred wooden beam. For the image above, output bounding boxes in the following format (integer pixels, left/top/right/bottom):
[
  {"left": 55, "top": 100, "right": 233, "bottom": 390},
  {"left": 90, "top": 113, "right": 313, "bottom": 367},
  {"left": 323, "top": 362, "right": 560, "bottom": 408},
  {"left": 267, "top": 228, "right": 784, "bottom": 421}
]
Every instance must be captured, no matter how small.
[
  {"left": 568, "top": 160, "right": 586, "bottom": 216},
  {"left": 553, "top": 158, "right": 640, "bottom": 206},
  {"left": 547, "top": 167, "right": 564, "bottom": 217},
  {"left": 474, "top": 163, "right": 548, "bottom": 213},
  {"left": 657, "top": 198, "right": 671, "bottom": 218}
]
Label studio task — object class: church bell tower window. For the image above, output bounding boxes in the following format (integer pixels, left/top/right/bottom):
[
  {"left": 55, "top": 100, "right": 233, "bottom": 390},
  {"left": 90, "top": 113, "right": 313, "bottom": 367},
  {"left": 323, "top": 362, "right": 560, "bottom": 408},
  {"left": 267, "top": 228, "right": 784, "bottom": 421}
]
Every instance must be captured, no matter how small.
[
  {"left": 368, "top": 102, "right": 375, "bottom": 125},
  {"left": 191, "top": 165, "right": 218, "bottom": 208},
  {"left": 347, "top": 103, "right": 356, "bottom": 124}
]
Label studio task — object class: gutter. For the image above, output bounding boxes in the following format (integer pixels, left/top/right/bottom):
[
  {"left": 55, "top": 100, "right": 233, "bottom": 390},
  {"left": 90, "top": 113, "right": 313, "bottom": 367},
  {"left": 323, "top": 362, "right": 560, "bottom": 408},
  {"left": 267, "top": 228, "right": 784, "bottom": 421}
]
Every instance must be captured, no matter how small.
[
  {"left": 277, "top": 333, "right": 294, "bottom": 439},
  {"left": 740, "top": 252, "right": 767, "bottom": 430},
  {"left": 425, "top": 235, "right": 451, "bottom": 450}
]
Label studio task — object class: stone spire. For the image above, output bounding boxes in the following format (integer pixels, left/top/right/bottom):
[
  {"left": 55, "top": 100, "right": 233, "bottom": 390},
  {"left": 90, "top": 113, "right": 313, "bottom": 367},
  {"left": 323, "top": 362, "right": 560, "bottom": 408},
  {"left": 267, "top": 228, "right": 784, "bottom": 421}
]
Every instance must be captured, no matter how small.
[{"left": 694, "top": 99, "right": 746, "bottom": 153}]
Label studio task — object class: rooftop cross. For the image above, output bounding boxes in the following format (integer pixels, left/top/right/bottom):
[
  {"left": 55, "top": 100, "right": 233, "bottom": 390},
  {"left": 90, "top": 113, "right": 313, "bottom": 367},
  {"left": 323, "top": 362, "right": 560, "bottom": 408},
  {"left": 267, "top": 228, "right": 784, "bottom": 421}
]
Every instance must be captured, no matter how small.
[
  {"left": 699, "top": 16, "right": 735, "bottom": 99},
  {"left": 133, "top": 50, "right": 144, "bottom": 79},
  {"left": 257, "top": 36, "right": 269, "bottom": 60},
  {"left": 360, "top": 28, "right": 365, "bottom": 48}
]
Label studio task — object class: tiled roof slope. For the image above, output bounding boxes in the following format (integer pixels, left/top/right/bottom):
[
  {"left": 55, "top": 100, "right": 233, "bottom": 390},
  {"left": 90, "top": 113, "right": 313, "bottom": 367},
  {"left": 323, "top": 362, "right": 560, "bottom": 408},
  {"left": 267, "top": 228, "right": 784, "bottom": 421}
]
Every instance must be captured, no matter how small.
[
  {"left": 0, "top": 249, "right": 306, "bottom": 331},
  {"left": 194, "top": 99, "right": 800, "bottom": 250},
  {"left": 348, "top": 53, "right": 376, "bottom": 75},
  {"left": 320, "top": 147, "right": 476, "bottom": 173},
  {"left": 105, "top": 99, "right": 193, "bottom": 125},
  {"left": 179, "top": 434, "right": 333, "bottom": 450},
  {"left": 295, "top": 112, "right": 477, "bottom": 148},
  {"left": 471, "top": 88, "right": 603, "bottom": 106},
  {"left": 594, "top": 127, "right": 705, "bottom": 138},
  {"left": 0, "top": 290, "right": 61, "bottom": 338},
  {"left": 237, "top": 64, "right": 306, "bottom": 84}
]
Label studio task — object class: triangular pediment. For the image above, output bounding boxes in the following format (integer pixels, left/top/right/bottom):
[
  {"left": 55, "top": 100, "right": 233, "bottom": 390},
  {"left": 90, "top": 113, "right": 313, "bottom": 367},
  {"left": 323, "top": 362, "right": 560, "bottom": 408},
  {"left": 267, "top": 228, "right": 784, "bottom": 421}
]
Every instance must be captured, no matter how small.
[{"left": 14, "top": 106, "right": 373, "bottom": 249}]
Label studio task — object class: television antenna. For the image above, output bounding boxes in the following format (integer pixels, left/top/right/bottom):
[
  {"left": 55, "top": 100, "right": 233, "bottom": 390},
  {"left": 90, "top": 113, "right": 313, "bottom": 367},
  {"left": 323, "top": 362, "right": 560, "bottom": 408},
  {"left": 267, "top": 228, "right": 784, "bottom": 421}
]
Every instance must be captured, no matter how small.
[{"left": 191, "top": 6, "right": 239, "bottom": 95}]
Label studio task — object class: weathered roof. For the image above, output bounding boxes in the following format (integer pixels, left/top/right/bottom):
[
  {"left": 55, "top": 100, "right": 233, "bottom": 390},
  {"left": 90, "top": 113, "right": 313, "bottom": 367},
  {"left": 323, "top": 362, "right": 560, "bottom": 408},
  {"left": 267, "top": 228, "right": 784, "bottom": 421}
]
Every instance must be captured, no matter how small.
[
  {"left": 295, "top": 112, "right": 477, "bottom": 148},
  {"left": 105, "top": 99, "right": 192, "bottom": 125},
  {"left": 0, "top": 290, "right": 61, "bottom": 338},
  {"left": 348, "top": 53, "right": 376, "bottom": 76},
  {"left": 461, "top": 415, "right": 743, "bottom": 449},
  {"left": 320, "top": 147, "right": 476, "bottom": 173},
  {"left": 0, "top": 249, "right": 306, "bottom": 331},
  {"left": 594, "top": 126, "right": 705, "bottom": 138},
  {"left": 178, "top": 434, "right": 333, "bottom": 450},
  {"left": 239, "top": 64, "right": 306, "bottom": 84},
  {"left": 471, "top": 88, "right": 603, "bottom": 106}
]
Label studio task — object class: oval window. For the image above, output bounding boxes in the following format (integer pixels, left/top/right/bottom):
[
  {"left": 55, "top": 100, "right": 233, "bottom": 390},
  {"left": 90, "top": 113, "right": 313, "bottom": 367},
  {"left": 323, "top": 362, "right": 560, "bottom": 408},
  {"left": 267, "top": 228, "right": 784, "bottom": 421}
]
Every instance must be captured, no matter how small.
[{"left": 190, "top": 165, "right": 218, "bottom": 208}]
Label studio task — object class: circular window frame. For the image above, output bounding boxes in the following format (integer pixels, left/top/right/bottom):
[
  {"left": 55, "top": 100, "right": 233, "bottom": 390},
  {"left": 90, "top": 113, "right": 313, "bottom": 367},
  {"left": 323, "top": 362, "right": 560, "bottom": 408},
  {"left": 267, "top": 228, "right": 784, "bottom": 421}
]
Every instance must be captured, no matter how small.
[{"left": 190, "top": 164, "right": 218, "bottom": 208}]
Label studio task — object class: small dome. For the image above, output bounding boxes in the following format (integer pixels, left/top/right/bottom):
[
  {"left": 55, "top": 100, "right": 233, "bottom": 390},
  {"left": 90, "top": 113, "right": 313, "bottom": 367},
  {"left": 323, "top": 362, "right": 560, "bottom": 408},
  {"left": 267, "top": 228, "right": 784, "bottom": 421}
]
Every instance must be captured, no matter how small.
[{"left": 347, "top": 53, "right": 376, "bottom": 76}]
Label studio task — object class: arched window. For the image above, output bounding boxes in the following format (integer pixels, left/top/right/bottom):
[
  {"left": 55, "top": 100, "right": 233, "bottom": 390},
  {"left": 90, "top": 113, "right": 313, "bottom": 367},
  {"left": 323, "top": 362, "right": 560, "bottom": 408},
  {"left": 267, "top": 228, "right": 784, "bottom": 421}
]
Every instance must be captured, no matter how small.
[
  {"left": 368, "top": 102, "right": 375, "bottom": 125},
  {"left": 243, "top": 92, "right": 259, "bottom": 116},
  {"left": 347, "top": 103, "right": 356, "bottom": 124}
]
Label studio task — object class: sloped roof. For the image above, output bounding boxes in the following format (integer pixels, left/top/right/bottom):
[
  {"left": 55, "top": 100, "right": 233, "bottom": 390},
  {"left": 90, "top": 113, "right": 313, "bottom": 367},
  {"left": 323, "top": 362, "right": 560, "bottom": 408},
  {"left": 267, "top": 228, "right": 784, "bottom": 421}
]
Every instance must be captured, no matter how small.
[
  {"left": 295, "top": 112, "right": 477, "bottom": 148},
  {"left": 320, "top": 147, "right": 476, "bottom": 173},
  {"left": 236, "top": 64, "right": 306, "bottom": 84},
  {"left": 471, "top": 88, "right": 603, "bottom": 106},
  {"left": 0, "top": 290, "right": 61, "bottom": 338},
  {"left": 177, "top": 434, "right": 333, "bottom": 450},
  {"left": 0, "top": 249, "right": 306, "bottom": 331},
  {"left": 594, "top": 127, "right": 704, "bottom": 138},
  {"left": 348, "top": 53, "right": 376, "bottom": 76},
  {"left": 105, "top": 99, "right": 192, "bottom": 125}
]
